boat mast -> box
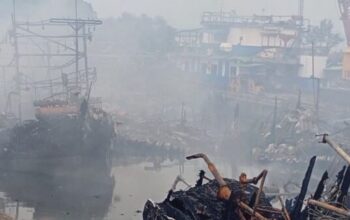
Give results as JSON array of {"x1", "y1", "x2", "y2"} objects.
[
  {"x1": 74, "y1": 0, "x2": 79, "y2": 90},
  {"x1": 12, "y1": 0, "x2": 22, "y2": 122}
]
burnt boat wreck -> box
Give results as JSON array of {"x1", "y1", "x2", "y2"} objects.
[
  {"x1": 0, "y1": 99, "x2": 115, "y2": 174},
  {"x1": 143, "y1": 136, "x2": 350, "y2": 220},
  {"x1": 0, "y1": 7, "x2": 117, "y2": 176}
]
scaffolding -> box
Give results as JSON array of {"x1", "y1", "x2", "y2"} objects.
[{"x1": 7, "y1": 0, "x2": 102, "y2": 120}]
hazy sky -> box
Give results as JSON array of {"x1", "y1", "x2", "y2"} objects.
[{"x1": 85, "y1": 0, "x2": 341, "y2": 29}]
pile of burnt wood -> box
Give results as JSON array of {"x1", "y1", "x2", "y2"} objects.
[{"x1": 143, "y1": 139, "x2": 350, "y2": 220}]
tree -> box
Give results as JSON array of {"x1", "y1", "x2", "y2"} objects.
[{"x1": 303, "y1": 19, "x2": 343, "y2": 53}]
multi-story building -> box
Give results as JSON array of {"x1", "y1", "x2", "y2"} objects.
[{"x1": 174, "y1": 11, "x2": 330, "y2": 93}]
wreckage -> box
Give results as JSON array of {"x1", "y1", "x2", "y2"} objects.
[
  {"x1": 143, "y1": 136, "x2": 350, "y2": 220},
  {"x1": 0, "y1": 9, "x2": 116, "y2": 175},
  {"x1": 143, "y1": 153, "x2": 286, "y2": 220},
  {"x1": 252, "y1": 95, "x2": 319, "y2": 165},
  {"x1": 0, "y1": 97, "x2": 115, "y2": 175}
]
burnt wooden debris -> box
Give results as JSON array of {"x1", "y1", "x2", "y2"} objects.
[{"x1": 143, "y1": 140, "x2": 350, "y2": 220}]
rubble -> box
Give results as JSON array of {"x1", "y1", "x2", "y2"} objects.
[
  {"x1": 143, "y1": 142, "x2": 350, "y2": 220},
  {"x1": 252, "y1": 97, "x2": 319, "y2": 165},
  {"x1": 143, "y1": 154, "x2": 285, "y2": 220},
  {"x1": 143, "y1": 178, "x2": 273, "y2": 220}
]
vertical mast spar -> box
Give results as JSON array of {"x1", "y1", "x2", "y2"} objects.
[
  {"x1": 83, "y1": 24, "x2": 89, "y2": 92},
  {"x1": 312, "y1": 41, "x2": 320, "y2": 129},
  {"x1": 75, "y1": 0, "x2": 79, "y2": 91},
  {"x1": 12, "y1": 0, "x2": 21, "y2": 122},
  {"x1": 9, "y1": 1, "x2": 101, "y2": 105},
  {"x1": 47, "y1": 42, "x2": 53, "y2": 97}
]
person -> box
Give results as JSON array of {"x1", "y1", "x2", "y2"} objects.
[
  {"x1": 80, "y1": 99, "x2": 88, "y2": 119},
  {"x1": 238, "y1": 170, "x2": 267, "y2": 218},
  {"x1": 196, "y1": 170, "x2": 206, "y2": 187},
  {"x1": 239, "y1": 172, "x2": 257, "y2": 204}
]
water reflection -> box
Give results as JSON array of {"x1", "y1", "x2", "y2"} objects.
[
  {"x1": 0, "y1": 160, "x2": 114, "y2": 220},
  {"x1": 0, "y1": 137, "x2": 324, "y2": 220},
  {"x1": 0, "y1": 138, "x2": 186, "y2": 220}
]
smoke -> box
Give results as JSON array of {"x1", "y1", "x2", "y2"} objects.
[{"x1": 86, "y1": 0, "x2": 341, "y2": 29}]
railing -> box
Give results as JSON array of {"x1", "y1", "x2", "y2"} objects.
[{"x1": 201, "y1": 11, "x2": 305, "y2": 29}]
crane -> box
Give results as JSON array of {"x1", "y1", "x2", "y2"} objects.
[
  {"x1": 338, "y1": 0, "x2": 350, "y2": 46},
  {"x1": 338, "y1": 0, "x2": 350, "y2": 79}
]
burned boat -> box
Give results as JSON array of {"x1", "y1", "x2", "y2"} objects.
[
  {"x1": 0, "y1": 97, "x2": 115, "y2": 175},
  {"x1": 0, "y1": 9, "x2": 116, "y2": 175}
]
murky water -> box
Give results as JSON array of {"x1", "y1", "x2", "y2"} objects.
[
  {"x1": 0, "y1": 153, "x2": 332, "y2": 220},
  {"x1": 0, "y1": 156, "x2": 245, "y2": 220}
]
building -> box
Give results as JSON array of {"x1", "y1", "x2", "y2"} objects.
[{"x1": 174, "y1": 11, "x2": 331, "y2": 93}]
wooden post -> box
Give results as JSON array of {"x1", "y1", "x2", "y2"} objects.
[
  {"x1": 239, "y1": 202, "x2": 268, "y2": 220},
  {"x1": 323, "y1": 135, "x2": 350, "y2": 165},
  {"x1": 278, "y1": 196, "x2": 291, "y2": 220},
  {"x1": 308, "y1": 199, "x2": 350, "y2": 217},
  {"x1": 253, "y1": 170, "x2": 268, "y2": 213}
]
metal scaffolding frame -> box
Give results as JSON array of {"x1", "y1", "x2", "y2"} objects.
[{"x1": 8, "y1": 0, "x2": 102, "y2": 121}]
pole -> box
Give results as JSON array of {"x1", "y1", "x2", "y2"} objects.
[
  {"x1": 311, "y1": 42, "x2": 314, "y2": 69},
  {"x1": 296, "y1": 89, "x2": 301, "y2": 109},
  {"x1": 12, "y1": 0, "x2": 21, "y2": 122},
  {"x1": 239, "y1": 202, "x2": 268, "y2": 220},
  {"x1": 322, "y1": 134, "x2": 350, "y2": 165},
  {"x1": 253, "y1": 170, "x2": 268, "y2": 213},
  {"x1": 316, "y1": 77, "x2": 320, "y2": 123},
  {"x1": 47, "y1": 42, "x2": 53, "y2": 96},
  {"x1": 312, "y1": 41, "x2": 315, "y2": 104},
  {"x1": 83, "y1": 24, "x2": 89, "y2": 92},
  {"x1": 299, "y1": 0, "x2": 304, "y2": 19},
  {"x1": 308, "y1": 199, "x2": 350, "y2": 217},
  {"x1": 15, "y1": 200, "x2": 19, "y2": 220},
  {"x1": 278, "y1": 196, "x2": 291, "y2": 220},
  {"x1": 271, "y1": 96, "x2": 277, "y2": 144},
  {"x1": 220, "y1": 0, "x2": 224, "y2": 19},
  {"x1": 74, "y1": 0, "x2": 79, "y2": 90},
  {"x1": 2, "y1": 67, "x2": 7, "y2": 112}
]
